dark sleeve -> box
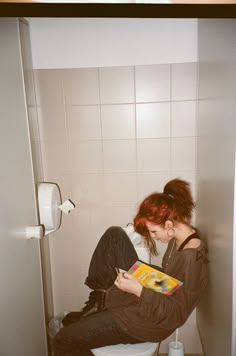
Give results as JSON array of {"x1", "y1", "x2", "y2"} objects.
[
  {"x1": 139, "y1": 286, "x2": 185, "y2": 330},
  {"x1": 138, "y1": 249, "x2": 208, "y2": 330}
]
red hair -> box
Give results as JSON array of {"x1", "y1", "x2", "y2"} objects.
[{"x1": 133, "y1": 178, "x2": 195, "y2": 255}]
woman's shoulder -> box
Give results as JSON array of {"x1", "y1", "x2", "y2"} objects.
[
  {"x1": 183, "y1": 237, "x2": 201, "y2": 249},
  {"x1": 177, "y1": 230, "x2": 201, "y2": 250},
  {"x1": 181, "y1": 237, "x2": 208, "y2": 265}
]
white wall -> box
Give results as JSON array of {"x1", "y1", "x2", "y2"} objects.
[{"x1": 28, "y1": 18, "x2": 197, "y2": 69}]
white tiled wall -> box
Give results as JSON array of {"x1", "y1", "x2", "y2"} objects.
[
  {"x1": 136, "y1": 102, "x2": 170, "y2": 138},
  {"x1": 135, "y1": 64, "x2": 171, "y2": 102},
  {"x1": 33, "y1": 62, "x2": 197, "y2": 317},
  {"x1": 33, "y1": 61, "x2": 202, "y2": 353},
  {"x1": 100, "y1": 66, "x2": 135, "y2": 104},
  {"x1": 101, "y1": 104, "x2": 135, "y2": 139}
]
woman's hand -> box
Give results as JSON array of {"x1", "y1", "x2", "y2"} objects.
[{"x1": 114, "y1": 272, "x2": 143, "y2": 297}]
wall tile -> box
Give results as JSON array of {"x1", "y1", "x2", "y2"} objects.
[
  {"x1": 104, "y1": 173, "x2": 137, "y2": 205},
  {"x1": 69, "y1": 141, "x2": 103, "y2": 174},
  {"x1": 53, "y1": 278, "x2": 90, "y2": 314},
  {"x1": 137, "y1": 138, "x2": 170, "y2": 172},
  {"x1": 63, "y1": 68, "x2": 100, "y2": 105},
  {"x1": 171, "y1": 101, "x2": 196, "y2": 137},
  {"x1": 57, "y1": 213, "x2": 75, "y2": 244},
  {"x1": 171, "y1": 137, "x2": 196, "y2": 171},
  {"x1": 171, "y1": 62, "x2": 197, "y2": 101},
  {"x1": 90, "y1": 206, "x2": 108, "y2": 237},
  {"x1": 40, "y1": 141, "x2": 71, "y2": 177},
  {"x1": 33, "y1": 69, "x2": 63, "y2": 107},
  {"x1": 53, "y1": 211, "x2": 92, "y2": 272},
  {"x1": 135, "y1": 64, "x2": 170, "y2": 102},
  {"x1": 60, "y1": 294, "x2": 81, "y2": 312},
  {"x1": 37, "y1": 106, "x2": 67, "y2": 144},
  {"x1": 71, "y1": 207, "x2": 106, "y2": 248},
  {"x1": 101, "y1": 104, "x2": 135, "y2": 139},
  {"x1": 53, "y1": 261, "x2": 77, "y2": 296},
  {"x1": 136, "y1": 102, "x2": 170, "y2": 138},
  {"x1": 99, "y1": 66, "x2": 135, "y2": 104},
  {"x1": 67, "y1": 105, "x2": 101, "y2": 141},
  {"x1": 137, "y1": 172, "x2": 171, "y2": 203},
  {"x1": 103, "y1": 206, "x2": 136, "y2": 228},
  {"x1": 71, "y1": 173, "x2": 105, "y2": 206},
  {"x1": 71, "y1": 208, "x2": 91, "y2": 242},
  {"x1": 72, "y1": 208, "x2": 108, "y2": 257},
  {"x1": 103, "y1": 140, "x2": 136, "y2": 173}
]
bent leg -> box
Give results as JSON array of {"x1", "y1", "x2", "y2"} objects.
[
  {"x1": 62, "y1": 227, "x2": 139, "y2": 327},
  {"x1": 85, "y1": 226, "x2": 139, "y2": 290},
  {"x1": 53, "y1": 310, "x2": 142, "y2": 356}
]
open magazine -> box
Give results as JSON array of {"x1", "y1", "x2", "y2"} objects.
[{"x1": 122, "y1": 261, "x2": 183, "y2": 296}]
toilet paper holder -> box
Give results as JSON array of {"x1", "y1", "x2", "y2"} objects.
[{"x1": 38, "y1": 182, "x2": 75, "y2": 236}]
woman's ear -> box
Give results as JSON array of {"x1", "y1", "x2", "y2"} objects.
[{"x1": 164, "y1": 220, "x2": 174, "y2": 230}]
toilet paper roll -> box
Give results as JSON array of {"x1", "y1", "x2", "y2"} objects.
[{"x1": 59, "y1": 199, "x2": 75, "y2": 215}]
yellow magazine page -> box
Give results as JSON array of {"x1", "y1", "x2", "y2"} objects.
[{"x1": 128, "y1": 261, "x2": 183, "y2": 295}]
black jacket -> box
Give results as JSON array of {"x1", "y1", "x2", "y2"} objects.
[{"x1": 106, "y1": 233, "x2": 208, "y2": 342}]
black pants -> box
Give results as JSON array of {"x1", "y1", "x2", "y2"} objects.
[{"x1": 53, "y1": 226, "x2": 143, "y2": 356}]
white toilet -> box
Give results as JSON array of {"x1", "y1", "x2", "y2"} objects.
[
  {"x1": 91, "y1": 342, "x2": 159, "y2": 356},
  {"x1": 91, "y1": 225, "x2": 158, "y2": 356}
]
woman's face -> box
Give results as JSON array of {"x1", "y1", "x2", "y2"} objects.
[{"x1": 146, "y1": 221, "x2": 172, "y2": 243}]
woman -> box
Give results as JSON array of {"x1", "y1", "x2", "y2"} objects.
[{"x1": 53, "y1": 178, "x2": 208, "y2": 356}]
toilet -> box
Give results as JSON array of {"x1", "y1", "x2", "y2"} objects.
[
  {"x1": 91, "y1": 225, "x2": 158, "y2": 356},
  {"x1": 122, "y1": 223, "x2": 151, "y2": 263},
  {"x1": 91, "y1": 342, "x2": 159, "y2": 356}
]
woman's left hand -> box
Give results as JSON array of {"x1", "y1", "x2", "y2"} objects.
[{"x1": 114, "y1": 272, "x2": 143, "y2": 297}]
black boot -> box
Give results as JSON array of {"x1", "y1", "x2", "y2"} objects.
[{"x1": 62, "y1": 289, "x2": 106, "y2": 326}]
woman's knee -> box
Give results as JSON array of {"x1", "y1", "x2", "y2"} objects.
[
  {"x1": 105, "y1": 226, "x2": 123, "y2": 234},
  {"x1": 103, "y1": 226, "x2": 129, "y2": 242}
]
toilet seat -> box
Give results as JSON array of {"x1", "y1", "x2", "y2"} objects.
[{"x1": 91, "y1": 341, "x2": 159, "y2": 356}]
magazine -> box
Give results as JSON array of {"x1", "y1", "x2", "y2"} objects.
[{"x1": 125, "y1": 261, "x2": 183, "y2": 296}]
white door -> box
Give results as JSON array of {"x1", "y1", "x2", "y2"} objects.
[{"x1": 0, "y1": 18, "x2": 48, "y2": 356}]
